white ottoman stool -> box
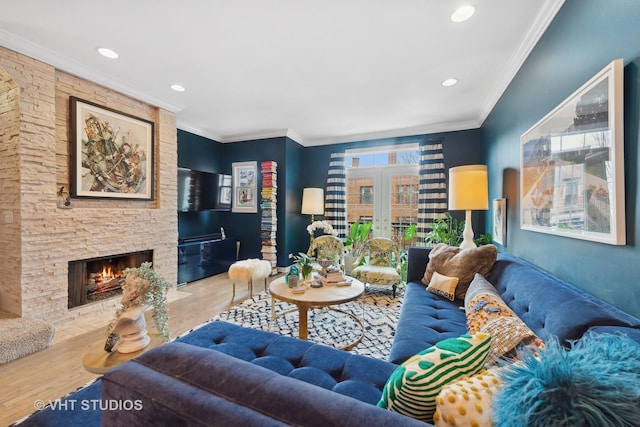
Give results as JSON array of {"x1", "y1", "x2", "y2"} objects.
[{"x1": 228, "y1": 259, "x2": 272, "y2": 304}]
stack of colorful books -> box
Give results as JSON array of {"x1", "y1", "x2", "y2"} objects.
[{"x1": 260, "y1": 161, "x2": 278, "y2": 275}]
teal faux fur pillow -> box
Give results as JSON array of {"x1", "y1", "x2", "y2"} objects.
[{"x1": 493, "y1": 332, "x2": 640, "y2": 427}]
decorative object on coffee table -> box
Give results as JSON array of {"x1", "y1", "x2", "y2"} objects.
[
  {"x1": 292, "y1": 252, "x2": 315, "y2": 283},
  {"x1": 285, "y1": 265, "x2": 299, "y2": 288},
  {"x1": 308, "y1": 235, "x2": 343, "y2": 272}
]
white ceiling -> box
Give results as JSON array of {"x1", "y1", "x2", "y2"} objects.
[{"x1": 0, "y1": 0, "x2": 564, "y2": 146}]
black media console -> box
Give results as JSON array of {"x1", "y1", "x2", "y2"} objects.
[{"x1": 177, "y1": 234, "x2": 239, "y2": 285}]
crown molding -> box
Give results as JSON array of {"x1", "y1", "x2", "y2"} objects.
[
  {"x1": 176, "y1": 119, "x2": 481, "y2": 147},
  {"x1": 301, "y1": 119, "x2": 482, "y2": 147},
  {"x1": 478, "y1": 0, "x2": 566, "y2": 125},
  {"x1": 0, "y1": 28, "x2": 183, "y2": 113}
]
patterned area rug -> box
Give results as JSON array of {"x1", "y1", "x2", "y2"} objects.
[{"x1": 213, "y1": 287, "x2": 403, "y2": 360}]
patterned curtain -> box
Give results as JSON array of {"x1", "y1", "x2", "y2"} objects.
[
  {"x1": 324, "y1": 151, "x2": 347, "y2": 239},
  {"x1": 416, "y1": 137, "x2": 447, "y2": 242}
]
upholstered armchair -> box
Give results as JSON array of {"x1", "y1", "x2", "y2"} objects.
[
  {"x1": 351, "y1": 237, "x2": 401, "y2": 297},
  {"x1": 307, "y1": 235, "x2": 345, "y2": 271}
]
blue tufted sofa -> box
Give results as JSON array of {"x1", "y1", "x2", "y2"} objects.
[
  {"x1": 102, "y1": 247, "x2": 640, "y2": 425},
  {"x1": 391, "y1": 247, "x2": 640, "y2": 365}
]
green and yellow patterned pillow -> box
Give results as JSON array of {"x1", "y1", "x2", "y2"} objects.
[{"x1": 377, "y1": 333, "x2": 491, "y2": 423}]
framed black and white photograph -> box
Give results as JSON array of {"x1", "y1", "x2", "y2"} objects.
[
  {"x1": 493, "y1": 198, "x2": 506, "y2": 246},
  {"x1": 520, "y1": 59, "x2": 625, "y2": 245},
  {"x1": 232, "y1": 161, "x2": 258, "y2": 213},
  {"x1": 70, "y1": 97, "x2": 154, "y2": 200}
]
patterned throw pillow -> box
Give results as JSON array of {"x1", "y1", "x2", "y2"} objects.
[
  {"x1": 377, "y1": 333, "x2": 491, "y2": 423},
  {"x1": 427, "y1": 271, "x2": 459, "y2": 301},
  {"x1": 434, "y1": 367, "x2": 503, "y2": 427},
  {"x1": 465, "y1": 274, "x2": 542, "y2": 364}
]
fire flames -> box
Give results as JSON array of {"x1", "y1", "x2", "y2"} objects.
[
  {"x1": 88, "y1": 264, "x2": 124, "y2": 297},
  {"x1": 98, "y1": 266, "x2": 116, "y2": 283}
]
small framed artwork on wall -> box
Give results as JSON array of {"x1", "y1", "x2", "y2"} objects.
[
  {"x1": 493, "y1": 198, "x2": 506, "y2": 246},
  {"x1": 232, "y1": 161, "x2": 258, "y2": 213},
  {"x1": 70, "y1": 97, "x2": 155, "y2": 200}
]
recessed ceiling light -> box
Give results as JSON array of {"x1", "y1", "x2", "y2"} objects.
[
  {"x1": 442, "y1": 78, "x2": 458, "y2": 87},
  {"x1": 171, "y1": 84, "x2": 186, "y2": 92},
  {"x1": 97, "y1": 47, "x2": 119, "y2": 59},
  {"x1": 451, "y1": 5, "x2": 475, "y2": 23}
]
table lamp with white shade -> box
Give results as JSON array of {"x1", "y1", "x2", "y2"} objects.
[
  {"x1": 301, "y1": 188, "x2": 324, "y2": 223},
  {"x1": 448, "y1": 165, "x2": 488, "y2": 249}
]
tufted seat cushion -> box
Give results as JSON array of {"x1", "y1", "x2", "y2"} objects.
[
  {"x1": 103, "y1": 342, "x2": 426, "y2": 427},
  {"x1": 176, "y1": 320, "x2": 397, "y2": 404},
  {"x1": 389, "y1": 282, "x2": 468, "y2": 365},
  {"x1": 352, "y1": 265, "x2": 400, "y2": 285}
]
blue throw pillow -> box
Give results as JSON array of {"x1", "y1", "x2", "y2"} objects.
[{"x1": 493, "y1": 332, "x2": 640, "y2": 427}]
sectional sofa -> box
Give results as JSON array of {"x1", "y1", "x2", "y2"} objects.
[{"x1": 101, "y1": 246, "x2": 640, "y2": 426}]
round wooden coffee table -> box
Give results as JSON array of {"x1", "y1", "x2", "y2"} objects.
[{"x1": 269, "y1": 276, "x2": 365, "y2": 350}]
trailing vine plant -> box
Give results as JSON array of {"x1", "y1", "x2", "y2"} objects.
[{"x1": 106, "y1": 262, "x2": 172, "y2": 342}]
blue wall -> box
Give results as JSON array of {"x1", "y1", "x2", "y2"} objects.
[
  {"x1": 178, "y1": 129, "x2": 483, "y2": 269},
  {"x1": 177, "y1": 130, "x2": 226, "y2": 238},
  {"x1": 482, "y1": 0, "x2": 640, "y2": 317},
  {"x1": 288, "y1": 129, "x2": 484, "y2": 257}
]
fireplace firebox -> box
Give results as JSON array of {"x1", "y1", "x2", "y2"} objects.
[{"x1": 68, "y1": 250, "x2": 153, "y2": 309}]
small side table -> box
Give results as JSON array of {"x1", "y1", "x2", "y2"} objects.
[{"x1": 82, "y1": 333, "x2": 163, "y2": 374}]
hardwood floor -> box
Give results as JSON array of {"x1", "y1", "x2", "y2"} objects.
[{"x1": 0, "y1": 272, "x2": 274, "y2": 426}]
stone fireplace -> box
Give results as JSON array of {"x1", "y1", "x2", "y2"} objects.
[
  {"x1": 68, "y1": 250, "x2": 153, "y2": 309},
  {"x1": 0, "y1": 47, "x2": 178, "y2": 328}
]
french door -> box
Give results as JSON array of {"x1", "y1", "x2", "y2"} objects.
[{"x1": 346, "y1": 164, "x2": 419, "y2": 249}]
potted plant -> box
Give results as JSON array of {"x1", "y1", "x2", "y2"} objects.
[
  {"x1": 399, "y1": 223, "x2": 417, "y2": 284},
  {"x1": 292, "y1": 252, "x2": 315, "y2": 283},
  {"x1": 344, "y1": 220, "x2": 372, "y2": 274},
  {"x1": 425, "y1": 212, "x2": 492, "y2": 247}
]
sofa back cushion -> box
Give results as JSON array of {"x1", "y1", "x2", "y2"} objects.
[
  {"x1": 103, "y1": 342, "x2": 428, "y2": 427},
  {"x1": 488, "y1": 252, "x2": 640, "y2": 344}
]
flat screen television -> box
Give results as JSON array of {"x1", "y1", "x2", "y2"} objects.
[{"x1": 178, "y1": 167, "x2": 232, "y2": 212}]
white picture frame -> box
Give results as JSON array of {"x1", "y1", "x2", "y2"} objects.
[
  {"x1": 493, "y1": 198, "x2": 506, "y2": 246},
  {"x1": 232, "y1": 161, "x2": 258, "y2": 213},
  {"x1": 520, "y1": 59, "x2": 625, "y2": 245}
]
